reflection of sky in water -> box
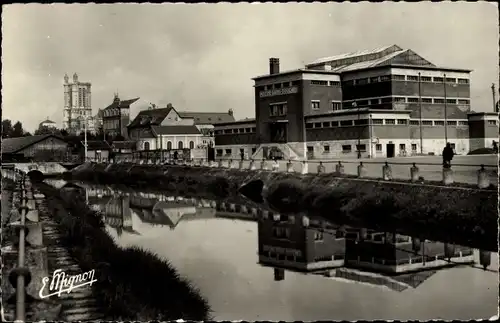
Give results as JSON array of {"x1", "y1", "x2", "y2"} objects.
[{"x1": 106, "y1": 213, "x2": 498, "y2": 321}]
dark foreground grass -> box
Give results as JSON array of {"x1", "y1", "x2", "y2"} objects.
[
  {"x1": 36, "y1": 182, "x2": 211, "y2": 321},
  {"x1": 68, "y1": 162, "x2": 498, "y2": 251}
]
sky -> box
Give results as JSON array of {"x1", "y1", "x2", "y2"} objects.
[{"x1": 2, "y1": 2, "x2": 499, "y2": 132}]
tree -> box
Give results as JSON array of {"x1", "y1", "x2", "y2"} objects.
[
  {"x1": 12, "y1": 121, "x2": 25, "y2": 137},
  {"x1": 2, "y1": 119, "x2": 13, "y2": 138}
]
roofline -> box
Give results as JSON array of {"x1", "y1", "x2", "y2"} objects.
[
  {"x1": 340, "y1": 64, "x2": 472, "y2": 74},
  {"x1": 214, "y1": 119, "x2": 256, "y2": 126},
  {"x1": 8, "y1": 134, "x2": 65, "y2": 154},
  {"x1": 252, "y1": 69, "x2": 339, "y2": 81},
  {"x1": 252, "y1": 64, "x2": 472, "y2": 81},
  {"x1": 151, "y1": 125, "x2": 201, "y2": 136},
  {"x1": 305, "y1": 109, "x2": 412, "y2": 119}
]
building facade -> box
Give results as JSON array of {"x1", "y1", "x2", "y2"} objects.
[
  {"x1": 128, "y1": 104, "x2": 235, "y2": 159},
  {"x1": 102, "y1": 94, "x2": 139, "y2": 139},
  {"x1": 215, "y1": 45, "x2": 498, "y2": 159},
  {"x1": 2, "y1": 134, "x2": 69, "y2": 161},
  {"x1": 62, "y1": 73, "x2": 93, "y2": 134}
]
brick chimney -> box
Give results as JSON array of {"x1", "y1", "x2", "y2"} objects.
[{"x1": 269, "y1": 58, "x2": 280, "y2": 75}]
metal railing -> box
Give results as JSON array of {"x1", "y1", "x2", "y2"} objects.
[
  {"x1": 1, "y1": 169, "x2": 61, "y2": 322},
  {"x1": 106, "y1": 156, "x2": 496, "y2": 188},
  {"x1": 2, "y1": 170, "x2": 29, "y2": 322}
]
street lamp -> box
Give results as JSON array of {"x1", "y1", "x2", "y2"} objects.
[
  {"x1": 443, "y1": 74, "x2": 449, "y2": 144},
  {"x1": 353, "y1": 101, "x2": 361, "y2": 158}
]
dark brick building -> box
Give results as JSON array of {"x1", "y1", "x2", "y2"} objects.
[
  {"x1": 215, "y1": 45, "x2": 498, "y2": 159},
  {"x1": 102, "y1": 94, "x2": 139, "y2": 139}
]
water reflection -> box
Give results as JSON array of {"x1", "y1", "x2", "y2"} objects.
[{"x1": 46, "y1": 180, "x2": 498, "y2": 321}]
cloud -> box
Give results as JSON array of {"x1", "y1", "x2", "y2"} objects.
[{"x1": 2, "y1": 2, "x2": 498, "y2": 131}]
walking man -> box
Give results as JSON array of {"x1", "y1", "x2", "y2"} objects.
[{"x1": 442, "y1": 143, "x2": 454, "y2": 169}]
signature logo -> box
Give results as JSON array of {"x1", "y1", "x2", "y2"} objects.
[{"x1": 39, "y1": 269, "x2": 97, "y2": 299}]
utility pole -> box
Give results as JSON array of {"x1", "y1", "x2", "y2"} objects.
[
  {"x1": 418, "y1": 72, "x2": 423, "y2": 154},
  {"x1": 353, "y1": 101, "x2": 361, "y2": 158},
  {"x1": 443, "y1": 74, "x2": 448, "y2": 144},
  {"x1": 84, "y1": 115, "x2": 88, "y2": 161},
  {"x1": 492, "y1": 83, "x2": 497, "y2": 113}
]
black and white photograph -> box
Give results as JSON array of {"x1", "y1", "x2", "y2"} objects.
[{"x1": 1, "y1": 2, "x2": 499, "y2": 322}]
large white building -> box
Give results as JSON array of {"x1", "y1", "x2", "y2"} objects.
[{"x1": 62, "y1": 73, "x2": 94, "y2": 134}]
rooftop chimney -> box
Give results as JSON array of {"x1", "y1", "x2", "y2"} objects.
[
  {"x1": 269, "y1": 58, "x2": 280, "y2": 75},
  {"x1": 228, "y1": 108, "x2": 234, "y2": 116}
]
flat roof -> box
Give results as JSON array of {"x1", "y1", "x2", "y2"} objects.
[
  {"x1": 252, "y1": 68, "x2": 339, "y2": 81},
  {"x1": 252, "y1": 64, "x2": 471, "y2": 82},
  {"x1": 214, "y1": 118, "x2": 256, "y2": 127}
]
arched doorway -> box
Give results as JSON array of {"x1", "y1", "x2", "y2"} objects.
[
  {"x1": 167, "y1": 141, "x2": 172, "y2": 150},
  {"x1": 178, "y1": 141, "x2": 183, "y2": 149},
  {"x1": 189, "y1": 141, "x2": 195, "y2": 149}
]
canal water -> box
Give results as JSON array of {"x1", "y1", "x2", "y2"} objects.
[{"x1": 51, "y1": 180, "x2": 498, "y2": 321}]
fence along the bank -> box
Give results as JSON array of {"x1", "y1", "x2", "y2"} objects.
[
  {"x1": 1, "y1": 169, "x2": 61, "y2": 321},
  {"x1": 108, "y1": 157, "x2": 497, "y2": 189}
]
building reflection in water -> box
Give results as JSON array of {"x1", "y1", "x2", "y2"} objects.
[
  {"x1": 76, "y1": 182, "x2": 492, "y2": 292},
  {"x1": 257, "y1": 213, "x2": 477, "y2": 292}
]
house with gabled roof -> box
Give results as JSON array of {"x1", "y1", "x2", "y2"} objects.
[
  {"x1": 127, "y1": 103, "x2": 235, "y2": 154},
  {"x1": 2, "y1": 134, "x2": 69, "y2": 162},
  {"x1": 102, "y1": 93, "x2": 140, "y2": 139}
]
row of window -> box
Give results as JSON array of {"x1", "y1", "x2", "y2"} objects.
[
  {"x1": 260, "y1": 74, "x2": 470, "y2": 92},
  {"x1": 215, "y1": 127, "x2": 257, "y2": 135},
  {"x1": 344, "y1": 74, "x2": 470, "y2": 86},
  {"x1": 143, "y1": 140, "x2": 196, "y2": 150},
  {"x1": 316, "y1": 143, "x2": 419, "y2": 154},
  {"x1": 316, "y1": 143, "x2": 458, "y2": 154},
  {"x1": 311, "y1": 97, "x2": 470, "y2": 111},
  {"x1": 346, "y1": 97, "x2": 470, "y2": 106},
  {"x1": 216, "y1": 147, "x2": 258, "y2": 156},
  {"x1": 261, "y1": 80, "x2": 341, "y2": 91},
  {"x1": 306, "y1": 119, "x2": 471, "y2": 129}
]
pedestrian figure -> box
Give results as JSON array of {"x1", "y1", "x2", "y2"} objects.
[
  {"x1": 173, "y1": 151, "x2": 179, "y2": 162},
  {"x1": 240, "y1": 150, "x2": 245, "y2": 161},
  {"x1": 442, "y1": 143, "x2": 454, "y2": 169},
  {"x1": 492, "y1": 141, "x2": 498, "y2": 154}
]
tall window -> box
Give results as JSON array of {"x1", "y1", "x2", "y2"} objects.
[
  {"x1": 189, "y1": 141, "x2": 195, "y2": 149},
  {"x1": 331, "y1": 101, "x2": 342, "y2": 111},
  {"x1": 144, "y1": 142, "x2": 150, "y2": 151},
  {"x1": 270, "y1": 103, "x2": 287, "y2": 116},
  {"x1": 178, "y1": 141, "x2": 184, "y2": 149},
  {"x1": 167, "y1": 141, "x2": 172, "y2": 150},
  {"x1": 311, "y1": 101, "x2": 320, "y2": 110}
]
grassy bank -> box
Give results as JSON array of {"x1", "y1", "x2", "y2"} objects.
[{"x1": 36, "y1": 182, "x2": 211, "y2": 321}]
